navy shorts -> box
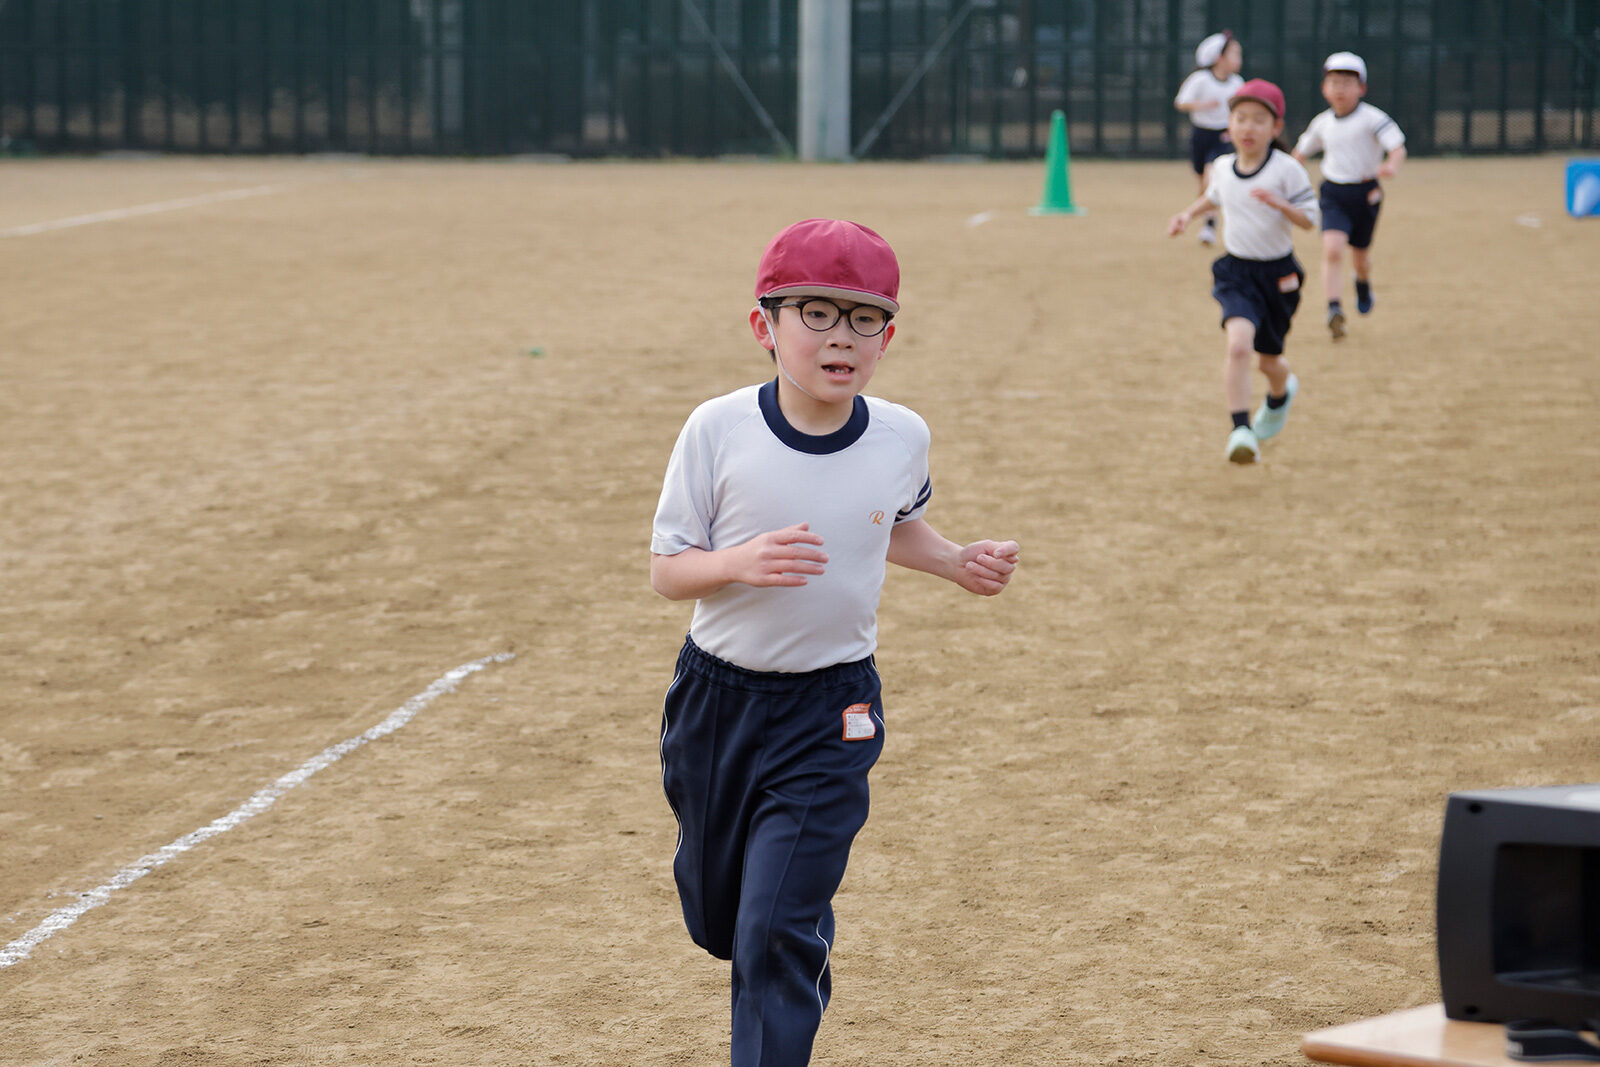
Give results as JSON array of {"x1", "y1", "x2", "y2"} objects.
[
  {"x1": 1320, "y1": 179, "x2": 1383, "y2": 248},
  {"x1": 1211, "y1": 252, "x2": 1305, "y2": 356},
  {"x1": 660, "y1": 637, "x2": 885, "y2": 1067},
  {"x1": 1189, "y1": 126, "x2": 1233, "y2": 174}
]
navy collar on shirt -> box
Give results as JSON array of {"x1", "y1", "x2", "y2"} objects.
[
  {"x1": 1233, "y1": 144, "x2": 1277, "y2": 179},
  {"x1": 758, "y1": 378, "x2": 870, "y2": 455}
]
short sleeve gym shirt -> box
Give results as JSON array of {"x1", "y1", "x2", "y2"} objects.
[
  {"x1": 652, "y1": 380, "x2": 932, "y2": 673},
  {"x1": 1295, "y1": 102, "x2": 1406, "y2": 184},
  {"x1": 1206, "y1": 148, "x2": 1321, "y2": 260}
]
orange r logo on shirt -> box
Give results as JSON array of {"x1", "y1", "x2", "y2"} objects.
[{"x1": 869, "y1": 511, "x2": 885, "y2": 525}]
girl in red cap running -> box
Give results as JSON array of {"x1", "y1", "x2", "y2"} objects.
[{"x1": 1167, "y1": 81, "x2": 1321, "y2": 464}]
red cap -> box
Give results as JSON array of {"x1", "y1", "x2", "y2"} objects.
[
  {"x1": 1231, "y1": 78, "x2": 1286, "y2": 119},
  {"x1": 755, "y1": 218, "x2": 900, "y2": 314}
]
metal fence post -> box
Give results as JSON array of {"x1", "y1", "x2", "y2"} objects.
[
  {"x1": 1426, "y1": 0, "x2": 1439, "y2": 153},
  {"x1": 87, "y1": 0, "x2": 100, "y2": 150},
  {"x1": 1497, "y1": 0, "x2": 1508, "y2": 151},
  {"x1": 123, "y1": 0, "x2": 141, "y2": 147},
  {"x1": 1130, "y1": 0, "x2": 1142, "y2": 155},
  {"x1": 196, "y1": 0, "x2": 208, "y2": 150},
  {"x1": 1165, "y1": 0, "x2": 1178, "y2": 158},
  {"x1": 1535, "y1": 19, "x2": 1546, "y2": 152},
  {"x1": 260, "y1": 0, "x2": 272, "y2": 151},
  {"x1": 799, "y1": 0, "x2": 849, "y2": 159},
  {"x1": 1025, "y1": 0, "x2": 1038, "y2": 156},
  {"x1": 54, "y1": 0, "x2": 67, "y2": 143},
  {"x1": 1092, "y1": 0, "x2": 1104, "y2": 153},
  {"x1": 229, "y1": 0, "x2": 241, "y2": 149}
]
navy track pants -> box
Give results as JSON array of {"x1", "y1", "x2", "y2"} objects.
[{"x1": 660, "y1": 637, "x2": 884, "y2": 1067}]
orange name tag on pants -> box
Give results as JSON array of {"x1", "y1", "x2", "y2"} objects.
[{"x1": 842, "y1": 703, "x2": 876, "y2": 740}]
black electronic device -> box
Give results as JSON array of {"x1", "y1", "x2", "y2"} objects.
[{"x1": 1437, "y1": 784, "x2": 1600, "y2": 1026}]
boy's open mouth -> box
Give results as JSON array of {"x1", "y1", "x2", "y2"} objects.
[{"x1": 822, "y1": 362, "x2": 855, "y2": 376}]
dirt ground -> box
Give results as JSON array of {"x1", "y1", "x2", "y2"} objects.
[{"x1": 1, "y1": 153, "x2": 1596, "y2": 1066}]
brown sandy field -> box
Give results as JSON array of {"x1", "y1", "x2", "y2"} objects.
[{"x1": 1, "y1": 154, "x2": 1597, "y2": 1065}]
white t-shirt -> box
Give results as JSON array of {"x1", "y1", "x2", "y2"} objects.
[
  {"x1": 1175, "y1": 70, "x2": 1245, "y2": 130},
  {"x1": 1205, "y1": 148, "x2": 1321, "y2": 260},
  {"x1": 652, "y1": 380, "x2": 932, "y2": 673},
  {"x1": 1294, "y1": 102, "x2": 1406, "y2": 184}
]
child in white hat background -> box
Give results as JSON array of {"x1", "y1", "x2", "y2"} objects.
[
  {"x1": 1173, "y1": 31, "x2": 1245, "y2": 246},
  {"x1": 1292, "y1": 51, "x2": 1408, "y2": 340}
]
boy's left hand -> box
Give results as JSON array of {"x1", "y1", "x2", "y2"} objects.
[{"x1": 957, "y1": 540, "x2": 1020, "y2": 596}]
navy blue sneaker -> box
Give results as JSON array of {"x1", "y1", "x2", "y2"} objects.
[{"x1": 1356, "y1": 282, "x2": 1374, "y2": 315}]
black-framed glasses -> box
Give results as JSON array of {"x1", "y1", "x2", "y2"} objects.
[{"x1": 762, "y1": 296, "x2": 892, "y2": 337}]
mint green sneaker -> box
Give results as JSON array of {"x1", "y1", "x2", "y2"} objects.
[
  {"x1": 1252, "y1": 373, "x2": 1300, "y2": 441},
  {"x1": 1226, "y1": 425, "x2": 1260, "y2": 464}
]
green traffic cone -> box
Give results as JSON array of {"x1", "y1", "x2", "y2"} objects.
[{"x1": 1030, "y1": 110, "x2": 1085, "y2": 216}]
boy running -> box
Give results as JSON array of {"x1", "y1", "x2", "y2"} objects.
[{"x1": 1292, "y1": 52, "x2": 1407, "y2": 340}]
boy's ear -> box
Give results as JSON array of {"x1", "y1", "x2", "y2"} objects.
[{"x1": 749, "y1": 305, "x2": 776, "y2": 350}]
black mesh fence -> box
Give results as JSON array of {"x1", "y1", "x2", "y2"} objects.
[{"x1": 0, "y1": 0, "x2": 1594, "y2": 157}]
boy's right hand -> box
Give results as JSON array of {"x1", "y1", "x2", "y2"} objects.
[
  {"x1": 732, "y1": 523, "x2": 827, "y2": 587},
  {"x1": 1166, "y1": 212, "x2": 1189, "y2": 236}
]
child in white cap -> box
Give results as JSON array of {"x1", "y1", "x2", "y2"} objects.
[
  {"x1": 1292, "y1": 52, "x2": 1408, "y2": 340},
  {"x1": 1173, "y1": 31, "x2": 1245, "y2": 245},
  {"x1": 651, "y1": 218, "x2": 1020, "y2": 1066}
]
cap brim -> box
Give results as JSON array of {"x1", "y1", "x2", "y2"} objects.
[
  {"x1": 761, "y1": 284, "x2": 899, "y2": 314},
  {"x1": 1230, "y1": 94, "x2": 1280, "y2": 118}
]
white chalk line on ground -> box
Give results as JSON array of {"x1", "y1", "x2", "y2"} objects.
[
  {"x1": 0, "y1": 651, "x2": 514, "y2": 970},
  {"x1": 0, "y1": 183, "x2": 286, "y2": 238}
]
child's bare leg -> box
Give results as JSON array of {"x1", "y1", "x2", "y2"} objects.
[
  {"x1": 1224, "y1": 318, "x2": 1257, "y2": 413},
  {"x1": 1321, "y1": 230, "x2": 1349, "y2": 304},
  {"x1": 1322, "y1": 230, "x2": 1350, "y2": 338},
  {"x1": 1350, "y1": 245, "x2": 1372, "y2": 283},
  {"x1": 1258, "y1": 352, "x2": 1290, "y2": 395}
]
